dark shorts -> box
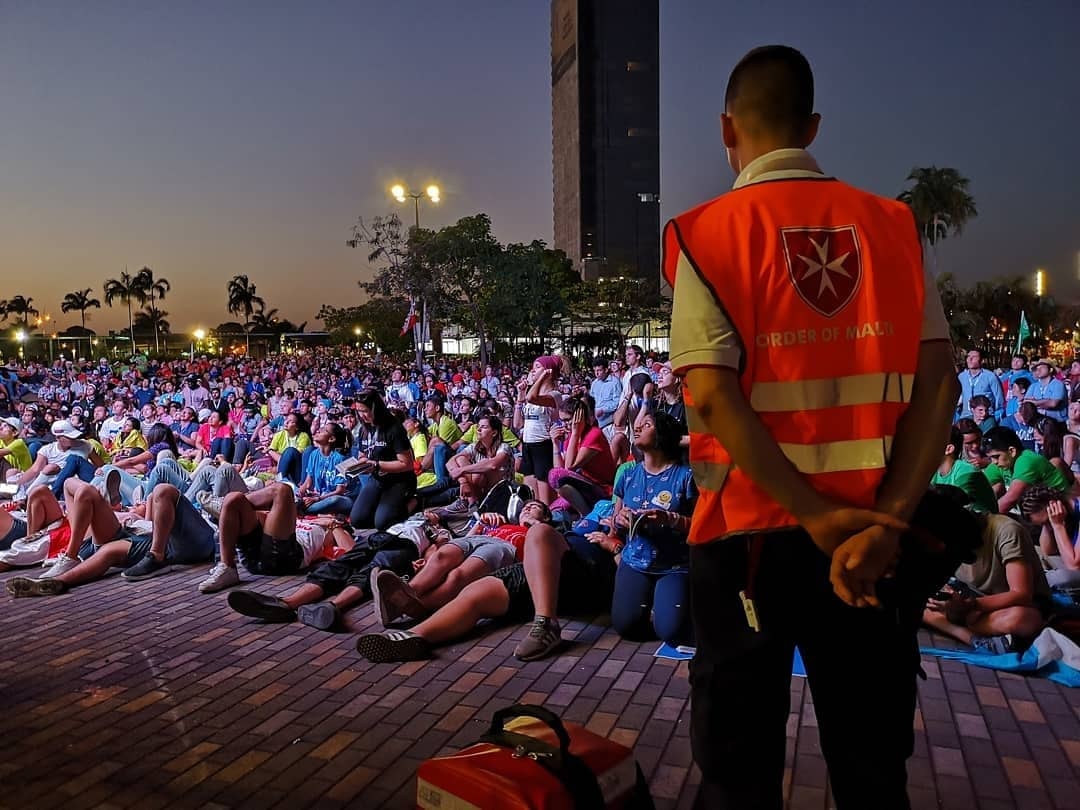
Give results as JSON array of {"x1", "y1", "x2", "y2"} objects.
[
  {"x1": 520, "y1": 440, "x2": 555, "y2": 481},
  {"x1": 236, "y1": 524, "x2": 304, "y2": 576},
  {"x1": 0, "y1": 517, "x2": 27, "y2": 551},
  {"x1": 491, "y1": 532, "x2": 615, "y2": 621},
  {"x1": 78, "y1": 527, "x2": 152, "y2": 568}
]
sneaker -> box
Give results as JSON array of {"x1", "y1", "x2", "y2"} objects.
[
  {"x1": 196, "y1": 491, "x2": 225, "y2": 522},
  {"x1": 356, "y1": 630, "x2": 431, "y2": 663},
  {"x1": 372, "y1": 569, "x2": 427, "y2": 626},
  {"x1": 971, "y1": 634, "x2": 1014, "y2": 655},
  {"x1": 227, "y1": 590, "x2": 297, "y2": 622},
  {"x1": 198, "y1": 562, "x2": 240, "y2": 594},
  {"x1": 514, "y1": 616, "x2": 563, "y2": 661},
  {"x1": 39, "y1": 553, "x2": 81, "y2": 580},
  {"x1": 6, "y1": 576, "x2": 68, "y2": 597},
  {"x1": 298, "y1": 602, "x2": 340, "y2": 631},
  {"x1": 122, "y1": 554, "x2": 173, "y2": 581}
]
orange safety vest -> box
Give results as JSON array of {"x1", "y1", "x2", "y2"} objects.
[{"x1": 664, "y1": 178, "x2": 924, "y2": 543}]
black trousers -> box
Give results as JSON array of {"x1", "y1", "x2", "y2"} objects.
[
  {"x1": 305, "y1": 532, "x2": 418, "y2": 597},
  {"x1": 690, "y1": 529, "x2": 919, "y2": 810}
]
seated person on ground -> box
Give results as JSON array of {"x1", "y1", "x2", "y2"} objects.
[
  {"x1": 1018, "y1": 485, "x2": 1080, "y2": 590},
  {"x1": 605, "y1": 411, "x2": 696, "y2": 646},
  {"x1": 548, "y1": 396, "x2": 615, "y2": 518},
  {"x1": 0, "y1": 485, "x2": 66, "y2": 570},
  {"x1": 0, "y1": 416, "x2": 33, "y2": 481},
  {"x1": 370, "y1": 500, "x2": 552, "y2": 626},
  {"x1": 931, "y1": 425, "x2": 998, "y2": 513},
  {"x1": 1000, "y1": 400, "x2": 1038, "y2": 452},
  {"x1": 355, "y1": 517, "x2": 618, "y2": 665},
  {"x1": 984, "y1": 426, "x2": 1070, "y2": 514},
  {"x1": 14, "y1": 420, "x2": 99, "y2": 499},
  {"x1": 445, "y1": 414, "x2": 515, "y2": 504},
  {"x1": 969, "y1": 395, "x2": 997, "y2": 435},
  {"x1": 296, "y1": 423, "x2": 354, "y2": 516},
  {"x1": 6, "y1": 478, "x2": 216, "y2": 596},
  {"x1": 922, "y1": 486, "x2": 1050, "y2": 653},
  {"x1": 198, "y1": 481, "x2": 352, "y2": 594}
]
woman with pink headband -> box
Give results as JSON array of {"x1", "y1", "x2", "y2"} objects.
[{"x1": 513, "y1": 355, "x2": 566, "y2": 504}]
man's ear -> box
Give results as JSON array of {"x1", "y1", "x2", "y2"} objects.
[{"x1": 720, "y1": 113, "x2": 737, "y2": 149}]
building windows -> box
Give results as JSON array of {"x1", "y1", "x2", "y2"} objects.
[
  {"x1": 638, "y1": 193, "x2": 659, "y2": 203},
  {"x1": 627, "y1": 127, "x2": 657, "y2": 137}
]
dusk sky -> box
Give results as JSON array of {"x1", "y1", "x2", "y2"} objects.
[{"x1": 2, "y1": 1, "x2": 1078, "y2": 336}]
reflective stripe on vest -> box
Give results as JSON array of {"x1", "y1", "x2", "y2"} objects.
[{"x1": 749, "y1": 372, "x2": 914, "y2": 412}]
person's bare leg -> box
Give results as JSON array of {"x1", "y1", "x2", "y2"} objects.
[
  {"x1": 408, "y1": 544, "x2": 467, "y2": 595},
  {"x1": 410, "y1": 577, "x2": 511, "y2": 644},
  {"x1": 328, "y1": 584, "x2": 367, "y2": 610},
  {"x1": 558, "y1": 483, "x2": 593, "y2": 517},
  {"x1": 521, "y1": 523, "x2": 568, "y2": 618},
  {"x1": 922, "y1": 609, "x2": 974, "y2": 645},
  {"x1": 26, "y1": 487, "x2": 64, "y2": 532},
  {"x1": 256, "y1": 483, "x2": 297, "y2": 540},
  {"x1": 144, "y1": 484, "x2": 182, "y2": 561},
  {"x1": 217, "y1": 491, "x2": 262, "y2": 568},
  {"x1": 280, "y1": 582, "x2": 327, "y2": 609},
  {"x1": 533, "y1": 478, "x2": 553, "y2": 505},
  {"x1": 63, "y1": 481, "x2": 123, "y2": 558},
  {"x1": 968, "y1": 606, "x2": 1045, "y2": 640},
  {"x1": 420, "y1": 557, "x2": 492, "y2": 610},
  {"x1": 55, "y1": 542, "x2": 133, "y2": 587}
]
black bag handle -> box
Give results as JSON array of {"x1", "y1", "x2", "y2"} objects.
[
  {"x1": 487, "y1": 704, "x2": 572, "y2": 755},
  {"x1": 480, "y1": 704, "x2": 606, "y2": 809}
]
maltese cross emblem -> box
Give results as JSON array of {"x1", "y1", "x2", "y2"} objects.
[{"x1": 780, "y1": 226, "x2": 863, "y2": 318}]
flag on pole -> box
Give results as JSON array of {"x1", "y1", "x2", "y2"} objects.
[
  {"x1": 1015, "y1": 310, "x2": 1030, "y2": 355},
  {"x1": 400, "y1": 298, "x2": 418, "y2": 336}
]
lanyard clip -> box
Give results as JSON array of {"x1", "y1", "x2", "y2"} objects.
[{"x1": 738, "y1": 589, "x2": 761, "y2": 633}]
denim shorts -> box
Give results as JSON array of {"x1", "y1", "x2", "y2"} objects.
[
  {"x1": 0, "y1": 517, "x2": 27, "y2": 551},
  {"x1": 79, "y1": 528, "x2": 152, "y2": 568}
]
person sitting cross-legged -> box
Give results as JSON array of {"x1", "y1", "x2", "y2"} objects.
[
  {"x1": 6, "y1": 479, "x2": 215, "y2": 596},
  {"x1": 922, "y1": 485, "x2": 1050, "y2": 653},
  {"x1": 371, "y1": 500, "x2": 552, "y2": 626},
  {"x1": 198, "y1": 481, "x2": 351, "y2": 593}
]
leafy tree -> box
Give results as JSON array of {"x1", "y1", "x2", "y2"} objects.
[
  {"x1": 133, "y1": 307, "x2": 171, "y2": 342},
  {"x1": 417, "y1": 214, "x2": 503, "y2": 366},
  {"x1": 488, "y1": 241, "x2": 579, "y2": 354},
  {"x1": 103, "y1": 269, "x2": 145, "y2": 346},
  {"x1": 349, "y1": 214, "x2": 433, "y2": 370},
  {"x1": 318, "y1": 299, "x2": 412, "y2": 355},
  {"x1": 571, "y1": 275, "x2": 669, "y2": 356},
  {"x1": 898, "y1": 167, "x2": 978, "y2": 275},
  {"x1": 2, "y1": 295, "x2": 39, "y2": 327},
  {"x1": 226, "y1": 274, "x2": 265, "y2": 353},
  {"x1": 60, "y1": 288, "x2": 102, "y2": 329},
  {"x1": 134, "y1": 267, "x2": 171, "y2": 354}
]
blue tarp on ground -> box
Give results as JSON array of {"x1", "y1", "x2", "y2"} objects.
[{"x1": 921, "y1": 628, "x2": 1080, "y2": 687}]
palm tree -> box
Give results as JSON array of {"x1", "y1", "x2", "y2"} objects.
[
  {"x1": 898, "y1": 167, "x2": 978, "y2": 276},
  {"x1": 134, "y1": 267, "x2": 171, "y2": 354},
  {"x1": 248, "y1": 305, "x2": 279, "y2": 333},
  {"x1": 103, "y1": 269, "x2": 145, "y2": 347},
  {"x1": 226, "y1": 275, "x2": 265, "y2": 353},
  {"x1": 133, "y1": 307, "x2": 171, "y2": 340},
  {"x1": 4, "y1": 296, "x2": 39, "y2": 328},
  {"x1": 60, "y1": 288, "x2": 102, "y2": 329}
]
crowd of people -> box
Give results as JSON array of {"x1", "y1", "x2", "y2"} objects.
[
  {"x1": 1, "y1": 345, "x2": 1078, "y2": 665},
  {"x1": 0, "y1": 344, "x2": 699, "y2": 662}
]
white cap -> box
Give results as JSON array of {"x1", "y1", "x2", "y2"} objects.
[{"x1": 51, "y1": 419, "x2": 83, "y2": 439}]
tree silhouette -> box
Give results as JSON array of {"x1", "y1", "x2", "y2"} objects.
[
  {"x1": 134, "y1": 267, "x2": 171, "y2": 354},
  {"x1": 226, "y1": 275, "x2": 265, "y2": 354},
  {"x1": 103, "y1": 269, "x2": 145, "y2": 347},
  {"x1": 61, "y1": 288, "x2": 102, "y2": 329}
]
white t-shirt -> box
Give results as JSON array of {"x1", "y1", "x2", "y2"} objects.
[
  {"x1": 99, "y1": 415, "x2": 128, "y2": 445},
  {"x1": 461, "y1": 441, "x2": 514, "y2": 479},
  {"x1": 521, "y1": 395, "x2": 562, "y2": 444},
  {"x1": 294, "y1": 520, "x2": 330, "y2": 567}
]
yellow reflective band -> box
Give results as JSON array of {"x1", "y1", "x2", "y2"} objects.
[
  {"x1": 749, "y1": 373, "x2": 915, "y2": 413},
  {"x1": 778, "y1": 436, "x2": 894, "y2": 475}
]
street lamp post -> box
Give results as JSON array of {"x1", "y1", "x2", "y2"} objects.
[
  {"x1": 191, "y1": 328, "x2": 206, "y2": 361},
  {"x1": 15, "y1": 330, "x2": 26, "y2": 359},
  {"x1": 389, "y1": 183, "x2": 441, "y2": 369}
]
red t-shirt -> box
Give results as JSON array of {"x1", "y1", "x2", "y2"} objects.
[{"x1": 576, "y1": 427, "x2": 616, "y2": 490}]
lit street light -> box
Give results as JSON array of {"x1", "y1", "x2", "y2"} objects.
[
  {"x1": 390, "y1": 183, "x2": 440, "y2": 229},
  {"x1": 191, "y1": 328, "x2": 206, "y2": 360},
  {"x1": 1035, "y1": 268, "x2": 1046, "y2": 297}
]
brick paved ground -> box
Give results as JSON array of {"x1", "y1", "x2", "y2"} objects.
[{"x1": 2, "y1": 565, "x2": 1079, "y2": 809}]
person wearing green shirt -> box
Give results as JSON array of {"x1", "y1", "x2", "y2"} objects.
[
  {"x1": 0, "y1": 417, "x2": 33, "y2": 477},
  {"x1": 932, "y1": 426, "x2": 998, "y2": 514},
  {"x1": 985, "y1": 426, "x2": 1070, "y2": 514},
  {"x1": 420, "y1": 396, "x2": 462, "y2": 487}
]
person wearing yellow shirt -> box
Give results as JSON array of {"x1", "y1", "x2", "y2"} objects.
[
  {"x1": 267, "y1": 413, "x2": 312, "y2": 485},
  {"x1": 0, "y1": 417, "x2": 33, "y2": 481}
]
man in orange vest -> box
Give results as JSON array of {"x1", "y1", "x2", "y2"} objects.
[{"x1": 667, "y1": 46, "x2": 958, "y2": 809}]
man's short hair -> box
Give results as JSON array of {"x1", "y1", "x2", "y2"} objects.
[
  {"x1": 725, "y1": 45, "x2": 814, "y2": 137},
  {"x1": 1013, "y1": 377, "x2": 1031, "y2": 392},
  {"x1": 984, "y1": 426, "x2": 1023, "y2": 453}
]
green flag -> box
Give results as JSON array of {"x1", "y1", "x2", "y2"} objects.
[{"x1": 1015, "y1": 311, "x2": 1031, "y2": 355}]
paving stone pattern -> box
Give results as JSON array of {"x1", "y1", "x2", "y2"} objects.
[{"x1": 2, "y1": 566, "x2": 1080, "y2": 808}]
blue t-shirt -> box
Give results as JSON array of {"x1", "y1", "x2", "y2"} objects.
[
  {"x1": 1029, "y1": 377, "x2": 1068, "y2": 421},
  {"x1": 614, "y1": 462, "x2": 697, "y2": 574},
  {"x1": 302, "y1": 448, "x2": 352, "y2": 496}
]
